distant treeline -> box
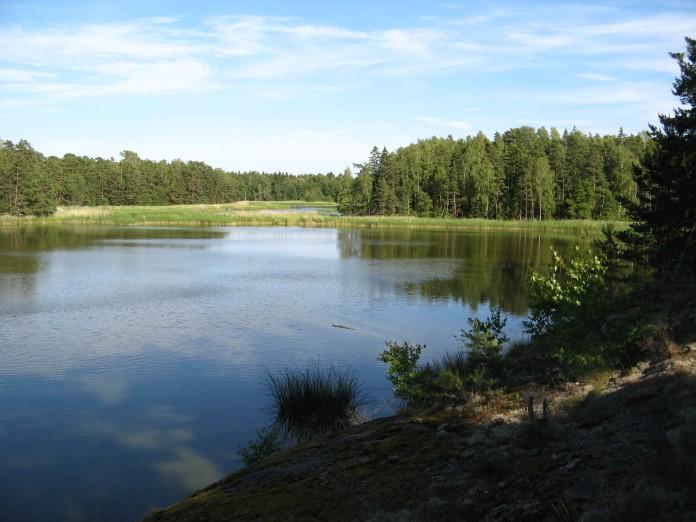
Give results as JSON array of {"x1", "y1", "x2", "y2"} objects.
[
  {"x1": 0, "y1": 141, "x2": 341, "y2": 216},
  {"x1": 1, "y1": 126, "x2": 649, "y2": 219},
  {"x1": 339, "y1": 127, "x2": 651, "y2": 220}
]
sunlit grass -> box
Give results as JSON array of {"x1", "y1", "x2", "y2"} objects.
[{"x1": 2, "y1": 202, "x2": 626, "y2": 233}]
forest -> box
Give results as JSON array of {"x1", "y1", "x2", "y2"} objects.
[
  {"x1": 0, "y1": 143, "x2": 342, "y2": 216},
  {"x1": 340, "y1": 127, "x2": 649, "y2": 220},
  {"x1": 0, "y1": 126, "x2": 649, "y2": 220}
]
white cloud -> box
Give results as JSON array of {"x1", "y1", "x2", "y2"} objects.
[
  {"x1": 378, "y1": 28, "x2": 444, "y2": 54},
  {"x1": 546, "y1": 81, "x2": 676, "y2": 110},
  {"x1": 506, "y1": 31, "x2": 575, "y2": 52},
  {"x1": 273, "y1": 23, "x2": 369, "y2": 40},
  {"x1": 622, "y1": 57, "x2": 681, "y2": 75},
  {"x1": 0, "y1": 21, "x2": 199, "y2": 64},
  {"x1": 155, "y1": 447, "x2": 224, "y2": 490},
  {"x1": 577, "y1": 72, "x2": 617, "y2": 82},
  {"x1": 93, "y1": 60, "x2": 214, "y2": 95},
  {"x1": 0, "y1": 97, "x2": 29, "y2": 109},
  {"x1": 0, "y1": 68, "x2": 52, "y2": 83},
  {"x1": 501, "y1": 13, "x2": 696, "y2": 58},
  {"x1": 77, "y1": 375, "x2": 129, "y2": 404},
  {"x1": 0, "y1": 5, "x2": 691, "y2": 171},
  {"x1": 0, "y1": 16, "x2": 459, "y2": 96},
  {"x1": 417, "y1": 116, "x2": 471, "y2": 130},
  {"x1": 1, "y1": 10, "x2": 689, "y2": 102}
]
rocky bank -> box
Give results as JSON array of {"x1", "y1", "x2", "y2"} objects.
[{"x1": 145, "y1": 345, "x2": 696, "y2": 521}]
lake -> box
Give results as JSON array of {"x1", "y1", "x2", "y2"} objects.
[{"x1": 0, "y1": 225, "x2": 591, "y2": 521}]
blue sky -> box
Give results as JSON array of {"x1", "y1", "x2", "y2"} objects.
[{"x1": 1, "y1": 1, "x2": 694, "y2": 172}]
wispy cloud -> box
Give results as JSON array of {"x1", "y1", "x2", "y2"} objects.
[
  {"x1": 1, "y1": 9, "x2": 691, "y2": 100},
  {"x1": 0, "y1": 3, "x2": 692, "y2": 171},
  {"x1": 576, "y1": 72, "x2": 617, "y2": 82},
  {"x1": 499, "y1": 12, "x2": 695, "y2": 62},
  {"x1": 417, "y1": 116, "x2": 471, "y2": 130},
  {"x1": 547, "y1": 81, "x2": 672, "y2": 106},
  {"x1": 0, "y1": 68, "x2": 53, "y2": 83}
]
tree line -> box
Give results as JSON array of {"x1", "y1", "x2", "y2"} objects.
[
  {"x1": 338, "y1": 127, "x2": 651, "y2": 220},
  {"x1": 1, "y1": 126, "x2": 649, "y2": 219},
  {"x1": 0, "y1": 142, "x2": 341, "y2": 216}
]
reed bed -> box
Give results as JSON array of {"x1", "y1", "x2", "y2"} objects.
[{"x1": 1, "y1": 203, "x2": 626, "y2": 233}]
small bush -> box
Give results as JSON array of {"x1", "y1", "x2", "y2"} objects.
[
  {"x1": 525, "y1": 247, "x2": 607, "y2": 339},
  {"x1": 524, "y1": 247, "x2": 621, "y2": 372},
  {"x1": 238, "y1": 428, "x2": 283, "y2": 466},
  {"x1": 266, "y1": 366, "x2": 364, "y2": 442},
  {"x1": 458, "y1": 306, "x2": 508, "y2": 387},
  {"x1": 377, "y1": 341, "x2": 424, "y2": 399},
  {"x1": 378, "y1": 309, "x2": 511, "y2": 406}
]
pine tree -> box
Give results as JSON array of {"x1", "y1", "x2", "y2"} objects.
[{"x1": 625, "y1": 37, "x2": 696, "y2": 274}]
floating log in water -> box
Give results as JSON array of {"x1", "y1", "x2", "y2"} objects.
[{"x1": 332, "y1": 324, "x2": 356, "y2": 331}]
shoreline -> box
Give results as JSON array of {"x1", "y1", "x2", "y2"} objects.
[
  {"x1": 145, "y1": 348, "x2": 696, "y2": 521},
  {"x1": 0, "y1": 203, "x2": 625, "y2": 234}
]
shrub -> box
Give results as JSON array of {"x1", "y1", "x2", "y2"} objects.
[
  {"x1": 265, "y1": 365, "x2": 364, "y2": 442},
  {"x1": 377, "y1": 341, "x2": 424, "y2": 400},
  {"x1": 524, "y1": 247, "x2": 644, "y2": 372},
  {"x1": 238, "y1": 427, "x2": 283, "y2": 466},
  {"x1": 378, "y1": 309, "x2": 511, "y2": 406},
  {"x1": 458, "y1": 306, "x2": 508, "y2": 379},
  {"x1": 525, "y1": 247, "x2": 607, "y2": 339}
]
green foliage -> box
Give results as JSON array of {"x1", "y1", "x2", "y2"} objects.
[
  {"x1": 331, "y1": 128, "x2": 647, "y2": 220},
  {"x1": 523, "y1": 247, "x2": 645, "y2": 372},
  {"x1": 459, "y1": 306, "x2": 509, "y2": 368},
  {"x1": 0, "y1": 140, "x2": 57, "y2": 216},
  {"x1": 455, "y1": 306, "x2": 509, "y2": 391},
  {"x1": 465, "y1": 367, "x2": 500, "y2": 393},
  {"x1": 622, "y1": 37, "x2": 696, "y2": 275},
  {"x1": 378, "y1": 309, "x2": 511, "y2": 406},
  {"x1": 265, "y1": 366, "x2": 364, "y2": 442},
  {"x1": 377, "y1": 341, "x2": 424, "y2": 399},
  {"x1": 521, "y1": 38, "x2": 696, "y2": 372},
  {"x1": 525, "y1": 247, "x2": 607, "y2": 340},
  {"x1": 0, "y1": 139, "x2": 342, "y2": 216},
  {"x1": 1, "y1": 123, "x2": 648, "y2": 221},
  {"x1": 595, "y1": 224, "x2": 629, "y2": 298},
  {"x1": 238, "y1": 428, "x2": 283, "y2": 466},
  {"x1": 459, "y1": 307, "x2": 509, "y2": 391},
  {"x1": 336, "y1": 168, "x2": 355, "y2": 215}
]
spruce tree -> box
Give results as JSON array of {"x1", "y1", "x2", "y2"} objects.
[{"x1": 626, "y1": 37, "x2": 696, "y2": 274}]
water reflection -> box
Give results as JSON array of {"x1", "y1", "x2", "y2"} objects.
[
  {"x1": 0, "y1": 226, "x2": 228, "y2": 254},
  {"x1": 337, "y1": 229, "x2": 592, "y2": 314},
  {"x1": 0, "y1": 225, "x2": 591, "y2": 521},
  {"x1": 0, "y1": 350, "x2": 256, "y2": 522}
]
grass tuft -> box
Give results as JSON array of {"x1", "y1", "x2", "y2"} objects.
[{"x1": 265, "y1": 365, "x2": 365, "y2": 442}]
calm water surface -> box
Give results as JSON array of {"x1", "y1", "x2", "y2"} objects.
[{"x1": 0, "y1": 225, "x2": 590, "y2": 521}]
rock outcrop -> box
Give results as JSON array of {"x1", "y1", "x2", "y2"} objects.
[{"x1": 146, "y1": 351, "x2": 696, "y2": 521}]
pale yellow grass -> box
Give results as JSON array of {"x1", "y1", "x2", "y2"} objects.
[{"x1": 54, "y1": 206, "x2": 110, "y2": 217}]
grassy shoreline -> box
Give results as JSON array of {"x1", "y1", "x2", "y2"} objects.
[{"x1": 0, "y1": 201, "x2": 626, "y2": 233}]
